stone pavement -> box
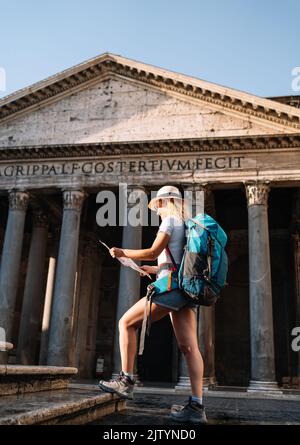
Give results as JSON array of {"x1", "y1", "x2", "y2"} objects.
[{"x1": 90, "y1": 387, "x2": 300, "y2": 425}]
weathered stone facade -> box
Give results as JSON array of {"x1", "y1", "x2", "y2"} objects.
[{"x1": 0, "y1": 53, "x2": 299, "y2": 390}]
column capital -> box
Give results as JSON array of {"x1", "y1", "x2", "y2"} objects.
[
  {"x1": 182, "y1": 183, "x2": 215, "y2": 216},
  {"x1": 32, "y1": 210, "x2": 48, "y2": 229},
  {"x1": 182, "y1": 183, "x2": 214, "y2": 203},
  {"x1": 126, "y1": 184, "x2": 147, "y2": 195},
  {"x1": 245, "y1": 181, "x2": 270, "y2": 207},
  {"x1": 62, "y1": 189, "x2": 86, "y2": 211},
  {"x1": 8, "y1": 190, "x2": 30, "y2": 211},
  {"x1": 126, "y1": 184, "x2": 147, "y2": 209},
  {"x1": 182, "y1": 182, "x2": 212, "y2": 193},
  {"x1": 127, "y1": 184, "x2": 146, "y2": 191}
]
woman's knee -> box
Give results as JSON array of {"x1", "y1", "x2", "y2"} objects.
[
  {"x1": 178, "y1": 341, "x2": 199, "y2": 356},
  {"x1": 118, "y1": 315, "x2": 129, "y2": 331},
  {"x1": 118, "y1": 314, "x2": 139, "y2": 331}
]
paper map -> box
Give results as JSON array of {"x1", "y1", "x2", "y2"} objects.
[{"x1": 98, "y1": 240, "x2": 152, "y2": 279}]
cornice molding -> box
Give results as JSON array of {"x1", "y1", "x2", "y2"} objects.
[
  {"x1": 1, "y1": 54, "x2": 300, "y2": 130},
  {"x1": 0, "y1": 134, "x2": 300, "y2": 161}
]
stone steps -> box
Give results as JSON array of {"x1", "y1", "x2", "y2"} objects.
[
  {"x1": 0, "y1": 365, "x2": 78, "y2": 396},
  {"x1": 0, "y1": 384, "x2": 125, "y2": 425},
  {"x1": 0, "y1": 367, "x2": 126, "y2": 424}
]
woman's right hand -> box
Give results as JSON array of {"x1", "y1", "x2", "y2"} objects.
[{"x1": 139, "y1": 265, "x2": 158, "y2": 276}]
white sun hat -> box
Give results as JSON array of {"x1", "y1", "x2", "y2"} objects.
[{"x1": 148, "y1": 185, "x2": 184, "y2": 210}]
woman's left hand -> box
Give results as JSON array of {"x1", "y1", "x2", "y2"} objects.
[{"x1": 109, "y1": 247, "x2": 125, "y2": 258}]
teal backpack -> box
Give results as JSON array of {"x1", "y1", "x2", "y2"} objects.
[{"x1": 176, "y1": 213, "x2": 229, "y2": 306}]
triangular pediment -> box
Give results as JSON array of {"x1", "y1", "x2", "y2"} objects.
[{"x1": 0, "y1": 53, "x2": 300, "y2": 147}]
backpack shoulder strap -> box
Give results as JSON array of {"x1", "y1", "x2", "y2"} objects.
[
  {"x1": 165, "y1": 245, "x2": 178, "y2": 272},
  {"x1": 190, "y1": 217, "x2": 215, "y2": 279},
  {"x1": 190, "y1": 217, "x2": 210, "y2": 235},
  {"x1": 190, "y1": 217, "x2": 221, "y2": 246}
]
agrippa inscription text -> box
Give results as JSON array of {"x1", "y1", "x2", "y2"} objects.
[{"x1": 0, "y1": 156, "x2": 244, "y2": 177}]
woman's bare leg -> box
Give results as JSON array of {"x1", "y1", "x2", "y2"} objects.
[
  {"x1": 169, "y1": 307, "x2": 204, "y2": 397},
  {"x1": 118, "y1": 296, "x2": 171, "y2": 373}
]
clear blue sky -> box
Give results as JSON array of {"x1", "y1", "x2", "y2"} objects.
[{"x1": 0, "y1": 0, "x2": 299, "y2": 98}]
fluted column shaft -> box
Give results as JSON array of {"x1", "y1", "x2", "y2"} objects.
[
  {"x1": 245, "y1": 182, "x2": 279, "y2": 391},
  {"x1": 292, "y1": 231, "x2": 300, "y2": 378},
  {"x1": 47, "y1": 189, "x2": 86, "y2": 366},
  {"x1": 16, "y1": 211, "x2": 48, "y2": 364},
  {"x1": 291, "y1": 188, "x2": 300, "y2": 378},
  {"x1": 198, "y1": 186, "x2": 217, "y2": 388},
  {"x1": 112, "y1": 185, "x2": 144, "y2": 378},
  {"x1": 0, "y1": 190, "x2": 29, "y2": 362},
  {"x1": 75, "y1": 240, "x2": 104, "y2": 377},
  {"x1": 176, "y1": 184, "x2": 216, "y2": 390}
]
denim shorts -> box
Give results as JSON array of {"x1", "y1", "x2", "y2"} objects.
[{"x1": 151, "y1": 288, "x2": 198, "y2": 312}]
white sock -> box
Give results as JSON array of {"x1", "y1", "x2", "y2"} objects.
[
  {"x1": 191, "y1": 395, "x2": 203, "y2": 405},
  {"x1": 122, "y1": 371, "x2": 134, "y2": 381}
]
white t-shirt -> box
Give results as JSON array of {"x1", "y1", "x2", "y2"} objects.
[{"x1": 156, "y1": 215, "x2": 186, "y2": 279}]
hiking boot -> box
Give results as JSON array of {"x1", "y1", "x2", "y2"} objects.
[
  {"x1": 170, "y1": 396, "x2": 208, "y2": 424},
  {"x1": 98, "y1": 371, "x2": 135, "y2": 400}
]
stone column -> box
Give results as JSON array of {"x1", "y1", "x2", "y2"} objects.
[
  {"x1": 291, "y1": 189, "x2": 300, "y2": 379},
  {"x1": 47, "y1": 189, "x2": 86, "y2": 367},
  {"x1": 292, "y1": 230, "x2": 300, "y2": 379},
  {"x1": 16, "y1": 210, "x2": 48, "y2": 365},
  {"x1": 0, "y1": 190, "x2": 29, "y2": 364},
  {"x1": 198, "y1": 186, "x2": 217, "y2": 389},
  {"x1": 176, "y1": 184, "x2": 217, "y2": 390},
  {"x1": 85, "y1": 248, "x2": 104, "y2": 378},
  {"x1": 75, "y1": 239, "x2": 104, "y2": 377},
  {"x1": 112, "y1": 185, "x2": 145, "y2": 380},
  {"x1": 0, "y1": 225, "x2": 4, "y2": 268},
  {"x1": 245, "y1": 182, "x2": 280, "y2": 392}
]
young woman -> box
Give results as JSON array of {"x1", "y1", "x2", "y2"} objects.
[{"x1": 98, "y1": 185, "x2": 207, "y2": 424}]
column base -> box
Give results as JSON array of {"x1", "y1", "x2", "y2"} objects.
[
  {"x1": 175, "y1": 376, "x2": 217, "y2": 391},
  {"x1": 0, "y1": 342, "x2": 13, "y2": 364},
  {"x1": 175, "y1": 376, "x2": 191, "y2": 390},
  {"x1": 202, "y1": 376, "x2": 217, "y2": 392},
  {"x1": 133, "y1": 373, "x2": 143, "y2": 387},
  {"x1": 247, "y1": 380, "x2": 283, "y2": 394},
  {"x1": 0, "y1": 341, "x2": 13, "y2": 351}
]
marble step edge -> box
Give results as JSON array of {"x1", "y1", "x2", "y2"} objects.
[
  {"x1": 0, "y1": 366, "x2": 79, "y2": 396},
  {"x1": 0, "y1": 365, "x2": 78, "y2": 376},
  {"x1": 0, "y1": 392, "x2": 125, "y2": 425}
]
